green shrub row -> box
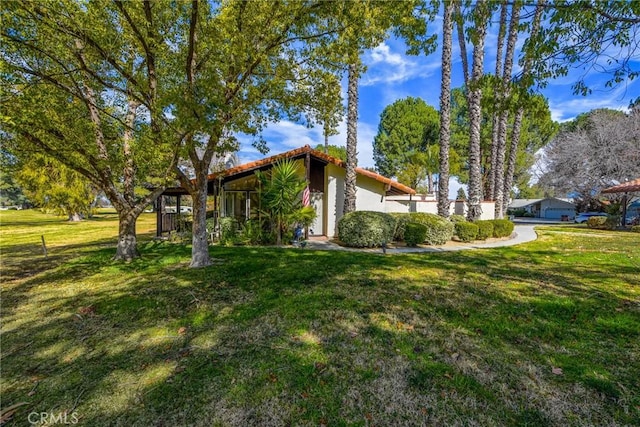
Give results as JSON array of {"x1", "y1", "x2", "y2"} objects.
[
  {"x1": 491, "y1": 219, "x2": 515, "y2": 238},
  {"x1": 475, "y1": 220, "x2": 494, "y2": 240},
  {"x1": 631, "y1": 225, "x2": 640, "y2": 233},
  {"x1": 338, "y1": 212, "x2": 515, "y2": 247},
  {"x1": 407, "y1": 213, "x2": 454, "y2": 245},
  {"x1": 404, "y1": 222, "x2": 428, "y2": 246},
  {"x1": 338, "y1": 211, "x2": 396, "y2": 248},
  {"x1": 454, "y1": 221, "x2": 479, "y2": 242}
]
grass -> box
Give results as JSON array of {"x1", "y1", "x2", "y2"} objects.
[{"x1": 1, "y1": 209, "x2": 639, "y2": 426}]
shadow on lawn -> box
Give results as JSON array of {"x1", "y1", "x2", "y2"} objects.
[{"x1": 2, "y1": 242, "x2": 639, "y2": 425}]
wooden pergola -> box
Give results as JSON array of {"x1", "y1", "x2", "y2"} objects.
[{"x1": 601, "y1": 178, "x2": 640, "y2": 227}]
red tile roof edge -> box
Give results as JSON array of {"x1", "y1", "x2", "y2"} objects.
[
  {"x1": 601, "y1": 178, "x2": 640, "y2": 193},
  {"x1": 207, "y1": 145, "x2": 416, "y2": 195}
]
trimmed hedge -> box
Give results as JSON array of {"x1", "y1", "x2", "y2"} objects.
[
  {"x1": 338, "y1": 211, "x2": 396, "y2": 248},
  {"x1": 475, "y1": 220, "x2": 494, "y2": 240},
  {"x1": 404, "y1": 222, "x2": 428, "y2": 247},
  {"x1": 455, "y1": 221, "x2": 479, "y2": 242},
  {"x1": 389, "y1": 212, "x2": 411, "y2": 241},
  {"x1": 449, "y1": 214, "x2": 467, "y2": 223},
  {"x1": 490, "y1": 219, "x2": 515, "y2": 238},
  {"x1": 409, "y1": 213, "x2": 454, "y2": 245}
]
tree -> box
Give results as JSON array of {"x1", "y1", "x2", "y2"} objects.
[
  {"x1": 437, "y1": 0, "x2": 455, "y2": 217},
  {"x1": 534, "y1": 1, "x2": 640, "y2": 100},
  {"x1": 373, "y1": 97, "x2": 440, "y2": 189},
  {"x1": 2, "y1": 0, "x2": 184, "y2": 260},
  {"x1": 343, "y1": 62, "x2": 359, "y2": 215},
  {"x1": 0, "y1": 150, "x2": 29, "y2": 208},
  {"x1": 16, "y1": 154, "x2": 96, "y2": 221},
  {"x1": 539, "y1": 108, "x2": 640, "y2": 205},
  {"x1": 492, "y1": 1, "x2": 521, "y2": 218},
  {"x1": 255, "y1": 159, "x2": 308, "y2": 246},
  {"x1": 449, "y1": 86, "x2": 556, "y2": 205},
  {"x1": 456, "y1": 187, "x2": 467, "y2": 201},
  {"x1": 459, "y1": 0, "x2": 491, "y2": 221},
  {"x1": 314, "y1": 144, "x2": 346, "y2": 162}
]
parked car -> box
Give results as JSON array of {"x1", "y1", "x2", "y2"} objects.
[{"x1": 574, "y1": 212, "x2": 607, "y2": 223}]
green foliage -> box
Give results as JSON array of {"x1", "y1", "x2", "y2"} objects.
[
  {"x1": 219, "y1": 217, "x2": 238, "y2": 246},
  {"x1": 449, "y1": 214, "x2": 467, "y2": 223},
  {"x1": 314, "y1": 144, "x2": 347, "y2": 162},
  {"x1": 630, "y1": 225, "x2": 640, "y2": 233},
  {"x1": 475, "y1": 220, "x2": 494, "y2": 241},
  {"x1": 389, "y1": 212, "x2": 411, "y2": 241},
  {"x1": 409, "y1": 213, "x2": 454, "y2": 245},
  {"x1": 587, "y1": 216, "x2": 610, "y2": 230},
  {"x1": 373, "y1": 97, "x2": 440, "y2": 189},
  {"x1": 338, "y1": 211, "x2": 396, "y2": 248},
  {"x1": 455, "y1": 221, "x2": 479, "y2": 242},
  {"x1": 16, "y1": 154, "x2": 95, "y2": 219},
  {"x1": 456, "y1": 187, "x2": 467, "y2": 200},
  {"x1": 490, "y1": 219, "x2": 515, "y2": 238},
  {"x1": 404, "y1": 222, "x2": 428, "y2": 247},
  {"x1": 450, "y1": 87, "x2": 557, "y2": 188},
  {"x1": 255, "y1": 159, "x2": 310, "y2": 245}
]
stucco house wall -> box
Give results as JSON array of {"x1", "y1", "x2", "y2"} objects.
[{"x1": 326, "y1": 163, "x2": 388, "y2": 237}]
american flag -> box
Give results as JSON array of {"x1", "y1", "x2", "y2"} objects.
[{"x1": 302, "y1": 185, "x2": 310, "y2": 207}]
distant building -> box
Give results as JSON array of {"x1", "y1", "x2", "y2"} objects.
[{"x1": 508, "y1": 198, "x2": 576, "y2": 220}]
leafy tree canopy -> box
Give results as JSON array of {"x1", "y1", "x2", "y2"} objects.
[
  {"x1": 373, "y1": 97, "x2": 440, "y2": 188},
  {"x1": 314, "y1": 144, "x2": 346, "y2": 162}
]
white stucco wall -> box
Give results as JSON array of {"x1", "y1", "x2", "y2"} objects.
[{"x1": 326, "y1": 164, "x2": 388, "y2": 237}]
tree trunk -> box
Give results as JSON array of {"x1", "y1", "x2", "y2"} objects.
[
  {"x1": 493, "y1": 2, "x2": 521, "y2": 219},
  {"x1": 343, "y1": 62, "x2": 359, "y2": 215},
  {"x1": 437, "y1": 0, "x2": 454, "y2": 217},
  {"x1": 466, "y1": 0, "x2": 489, "y2": 221},
  {"x1": 68, "y1": 212, "x2": 83, "y2": 221},
  {"x1": 488, "y1": 1, "x2": 508, "y2": 201},
  {"x1": 502, "y1": 106, "x2": 525, "y2": 213},
  {"x1": 324, "y1": 125, "x2": 329, "y2": 154},
  {"x1": 114, "y1": 209, "x2": 139, "y2": 261},
  {"x1": 190, "y1": 172, "x2": 211, "y2": 268}
]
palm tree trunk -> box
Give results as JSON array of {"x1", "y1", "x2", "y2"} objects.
[
  {"x1": 344, "y1": 62, "x2": 359, "y2": 215},
  {"x1": 466, "y1": 0, "x2": 489, "y2": 221},
  {"x1": 437, "y1": 0, "x2": 454, "y2": 217},
  {"x1": 494, "y1": 2, "x2": 521, "y2": 219}
]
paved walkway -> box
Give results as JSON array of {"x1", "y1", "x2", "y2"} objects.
[{"x1": 303, "y1": 225, "x2": 538, "y2": 253}]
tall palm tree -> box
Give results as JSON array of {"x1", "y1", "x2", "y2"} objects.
[
  {"x1": 437, "y1": 0, "x2": 454, "y2": 217},
  {"x1": 343, "y1": 62, "x2": 359, "y2": 215},
  {"x1": 466, "y1": 0, "x2": 490, "y2": 221}
]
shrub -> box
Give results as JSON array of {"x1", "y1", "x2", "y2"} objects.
[
  {"x1": 404, "y1": 222, "x2": 428, "y2": 247},
  {"x1": 475, "y1": 220, "x2": 494, "y2": 240},
  {"x1": 389, "y1": 212, "x2": 411, "y2": 241},
  {"x1": 455, "y1": 221, "x2": 479, "y2": 242},
  {"x1": 491, "y1": 219, "x2": 515, "y2": 238},
  {"x1": 219, "y1": 217, "x2": 238, "y2": 245},
  {"x1": 631, "y1": 225, "x2": 640, "y2": 233},
  {"x1": 409, "y1": 213, "x2": 454, "y2": 245},
  {"x1": 338, "y1": 211, "x2": 396, "y2": 248},
  {"x1": 449, "y1": 214, "x2": 467, "y2": 223},
  {"x1": 586, "y1": 216, "x2": 608, "y2": 229}
]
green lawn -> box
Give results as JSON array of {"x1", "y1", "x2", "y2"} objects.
[{"x1": 1, "y1": 210, "x2": 639, "y2": 426}]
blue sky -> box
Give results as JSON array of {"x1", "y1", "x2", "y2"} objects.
[{"x1": 236, "y1": 13, "x2": 639, "y2": 175}]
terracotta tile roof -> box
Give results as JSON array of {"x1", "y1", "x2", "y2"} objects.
[
  {"x1": 208, "y1": 145, "x2": 416, "y2": 195},
  {"x1": 601, "y1": 178, "x2": 640, "y2": 193}
]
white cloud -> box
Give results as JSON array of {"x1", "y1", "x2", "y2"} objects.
[{"x1": 361, "y1": 42, "x2": 442, "y2": 87}]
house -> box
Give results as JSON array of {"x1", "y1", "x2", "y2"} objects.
[
  {"x1": 158, "y1": 145, "x2": 415, "y2": 238},
  {"x1": 508, "y1": 197, "x2": 576, "y2": 220}
]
